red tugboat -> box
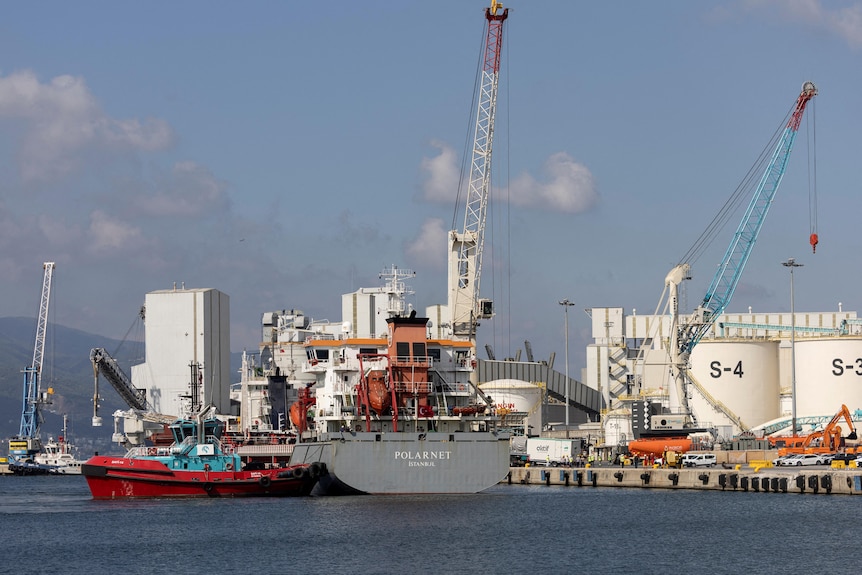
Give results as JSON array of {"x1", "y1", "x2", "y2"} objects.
[{"x1": 82, "y1": 411, "x2": 323, "y2": 498}]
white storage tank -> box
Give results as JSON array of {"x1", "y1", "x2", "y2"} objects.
[
  {"x1": 479, "y1": 379, "x2": 544, "y2": 434},
  {"x1": 689, "y1": 340, "x2": 780, "y2": 431},
  {"x1": 793, "y1": 337, "x2": 862, "y2": 415}
]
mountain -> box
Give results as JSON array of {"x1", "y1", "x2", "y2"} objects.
[{"x1": 0, "y1": 317, "x2": 242, "y2": 455}]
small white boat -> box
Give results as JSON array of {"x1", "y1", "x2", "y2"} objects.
[{"x1": 34, "y1": 416, "x2": 86, "y2": 475}]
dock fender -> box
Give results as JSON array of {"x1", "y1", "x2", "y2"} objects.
[
  {"x1": 739, "y1": 475, "x2": 749, "y2": 491},
  {"x1": 729, "y1": 474, "x2": 738, "y2": 489},
  {"x1": 807, "y1": 474, "x2": 819, "y2": 493},
  {"x1": 751, "y1": 476, "x2": 759, "y2": 492},
  {"x1": 639, "y1": 472, "x2": 650, "y2": 485},
  {"x1": 668, "y1": 473, "x2": 679, "y2": 486},
  {"x1": 698, "y1": 473, "x2": 709, "y2": 485},
  {"x1": 820, "y1": 474, "x2": 832, "y2": 493},
  {"x1": 795, "y1": 475, "x2": 806, "y2": 492},
  {"x1": 613, "y1": 471, "x2": 623, "y2": 482}
]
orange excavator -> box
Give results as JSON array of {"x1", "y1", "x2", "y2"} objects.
[{"x1": 773, "y1": 404, "x2": 859, "y2": 456}]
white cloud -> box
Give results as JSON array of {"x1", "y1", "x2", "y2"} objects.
[
  {"x1": 738, "y1": 0, "x2": 862, "y2": 48},
  {"x1": 87, "y1": 210, "x2": 143, "y2": 252},
  {"x1": 133, "y1": 161, "x2": 230, "y2": 218},
  {"x1": 509, "y1": 152, "x2": 599, "y2": 214},
  {"x1": 419, "y1": 140, "x2": 460, "y2": 203},
  {"x1": 420, "y1": 142, "x2": 598, "y2": 214},
  {"x1": 406, "y1": 217, "x2": 447, "y2": 269},
  {"x1": 0, "y1": 70, "x2": 173, "y2": 182}
]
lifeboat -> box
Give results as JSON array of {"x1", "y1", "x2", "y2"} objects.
[
  {"x1": 627, "y1": 436, "x2": 692, "y2": 457},
  {"x1": 289, "y1": 401, "x2": 303, "y2": 428},
  {"x1": 367, "y1": 370, "x2": 391, "y2": 415}
]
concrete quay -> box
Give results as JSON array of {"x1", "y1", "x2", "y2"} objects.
[{"x1": 506, "y1": 465, "x2": 862, "y2": 495}]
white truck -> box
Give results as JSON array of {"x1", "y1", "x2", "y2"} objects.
[{"x1": 526, "y1": 438, "x2": 580, "y2": 466}]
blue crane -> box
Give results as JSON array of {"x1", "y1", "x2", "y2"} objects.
[
  {"x1": 8, "y1": 262, "x2": 56, "y2": 463},
  {"x1": 668, "y1": 82, "x2": 817, "y2": 419}
]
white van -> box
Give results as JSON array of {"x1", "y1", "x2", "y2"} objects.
[{"x1": 681, "y1": 453, "x2": 717, "y2": 468}]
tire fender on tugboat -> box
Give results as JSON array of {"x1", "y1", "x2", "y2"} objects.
[
  {"x1": 259, "y1": 475, "x2": 271, "y2": 488},
  {"x1": 309, "y1": 462, "x2": 322, "y2": 478}
]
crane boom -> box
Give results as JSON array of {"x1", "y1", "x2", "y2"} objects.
[
  {"x1": 667, "y1": 82, "x2": 816, "y2": 423},
  {"x1": 9, "y1": 262, "x2": 56, "y2": 462},
  {"x1": 681, "y1": 81, "x2": 817, "y2": 354},
  {"x1": 18, "y1": 262, "x2": 56, "y2": 440},
  {"x1": 448, "y1": 1, "x2": 508, "y2": 341}
]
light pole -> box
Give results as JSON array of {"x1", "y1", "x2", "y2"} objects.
[
  {"x1": 782, "y1": 258, "x2": 802, "y2": 438},
  {"x1": 559, "y1": 299, "x2": 575, "y2": 437}
]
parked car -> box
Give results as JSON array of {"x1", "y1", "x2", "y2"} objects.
[
  {"x1": 820, "y1": 453, "x2": 835, "y2": 465},
  {"x1": 681, "y1": 453, "x2": 717, "y2": 467},
  {"x1": 831, "y1": 453, "x2": 856, "y2": 464},
  {"x1": 773, "y1": 454, "x2": 801, "y2": 466},
  {"x1": 787, "y1": 453, "x2": 824, "y2": 466}
]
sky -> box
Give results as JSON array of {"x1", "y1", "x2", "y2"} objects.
[{"x1": 1, "y1": 1, "x2": 861, "y2": 378}]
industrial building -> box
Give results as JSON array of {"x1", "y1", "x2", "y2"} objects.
[{"x1": 586, "y1": 306, "x2": 862, "y2": 444}]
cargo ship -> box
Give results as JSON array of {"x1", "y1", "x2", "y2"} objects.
[
  {"x1": 288, "y1": 312, "x2": 510, "y2": 494},
  {"x1": 238, "y1": 267, "x2": 511, "y2": 495}
]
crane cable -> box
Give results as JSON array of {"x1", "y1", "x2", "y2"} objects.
[
  {"x1": 807, "y1": 100, "x2": 818, "y2": 253},
  {"x1": 678, "y1": 102, "x2": 795, "y2": 268}
]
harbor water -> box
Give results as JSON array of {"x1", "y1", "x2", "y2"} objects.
[{"x1": 3, "y1": 475, "x2": 861, "y2": 575}]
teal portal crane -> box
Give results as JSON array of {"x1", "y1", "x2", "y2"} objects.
[
  {"x1": 9, "y1": 262, "x2": 56, "y2": 462},
  {"x1": 668, "y1": 81, "x2": 817, "y2": 419}
]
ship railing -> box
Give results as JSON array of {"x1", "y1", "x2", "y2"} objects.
[
  {"x1": 126, "y1": 445, "x2": 174, "y2": 458},
  {"x1": 393, "y1": 381, "x2": 433, "y2": 394},
  {"x1": 391, "y1": 356, "x2": 432, "y2": 367},
  {"x1": 438, "y1": 381, "x2": 471, "y2": 394}
]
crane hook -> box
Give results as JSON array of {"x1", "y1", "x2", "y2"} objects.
[{"x1": 810, "y1": 233, "x2": 819, "y2": 253}]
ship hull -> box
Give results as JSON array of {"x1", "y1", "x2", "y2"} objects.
[
  {"x1": 82, "y1": 456, "x2": 319, "y2": 498},
  {"x1": 290, "y1": 431, "x2": 511, "y2": 495}
]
